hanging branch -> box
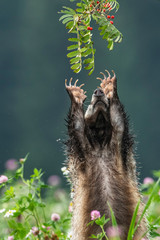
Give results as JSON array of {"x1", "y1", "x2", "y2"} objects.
[{"x1": 59, "y1": 0, "x2": 122, "y2": 75}]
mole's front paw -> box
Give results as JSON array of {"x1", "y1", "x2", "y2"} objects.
[
  {"x1": 97, "y1": 70, "x2": 117, "y2": 99},
  {"x1": 65, "y1": 78, "x2": 87, "y2": 104}
]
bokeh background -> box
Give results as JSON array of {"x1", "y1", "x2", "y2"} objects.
[{"x1": 0, "y1": 0, "x2": 160, "y2": 184}]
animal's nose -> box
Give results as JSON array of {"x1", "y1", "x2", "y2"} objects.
[{"x1": 94, "y1": 88, "x2": 104, "y2": 97}]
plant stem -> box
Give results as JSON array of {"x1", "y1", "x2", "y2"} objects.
[
  {"x1": 76, "y1": 25, "x2": 82, "y2": 71},
  {"x1": 100, "y1": 225, "x2": 109, "y2": 240}
]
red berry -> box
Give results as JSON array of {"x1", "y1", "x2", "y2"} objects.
[
  {"x1": 110, "y1": 21, "x2": 113, "y2": 24},
  {"x1": 111, "y1": 15, "x2": 115, "y2": 19},
  {"x1": 104, "y1": 4, "x2": 107, "y2": 7},
  {"x1": 109, "y1": 7, "x2": 112, "y2": 10},
  {"x1": 87, "y1": 26, "x2": 93, "y2": 30},
  {"x1": 90, "y1": 4, "x2": 92, "y2": 7},
  {"x1": 107, "y1": 15, "x2": 111, "y2": 19},
  {"x1": 103, "y1": 9, "x2": 106, "y2": 12},
  {"x1": 97, "y1": 1, "x2": 100, "y2": 3},
  {"x1": 97, "y1": 8, "x2": 100, "y2": 12}
]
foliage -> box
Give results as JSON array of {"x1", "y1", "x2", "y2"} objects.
[
  {"x1": 0, "y1": 156, "x2": 160, "y2": 239},
  {"x1": 59, "y1": 0, "x2": 122, "y2": 75},
  {"x1": 0, "y1": 155, "x2": 71, "y2": 240}
]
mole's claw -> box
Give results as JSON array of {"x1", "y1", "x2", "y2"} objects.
[
  {"x1": 65, "y1": 79, "x2": 68, "y2": 87},
  {"x1": 100, "y1": 72, "x2": 107, "y2": 80},
  {"x1": 74, "y1": 79, "x2": 79, "y2": 86},
  {"x1": 97, "y1": 77, "x2": 103, "y2": 82},
  {"x1": 79, "y1": 84, "x2": 84, "y2": 88},
  {"x1": 105, "y1": 70, "x2": 111, "y2": 78},
  {"x1": 69, "y1": 78, "x2": 73, "y2": 86}
]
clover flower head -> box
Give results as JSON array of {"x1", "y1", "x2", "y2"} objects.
[
  {"x1": 0, "y1": 175, "x2": 8, "y2": 184},
  {"x1": 91, "y1": 210, "x2": 101, "y2": 220},
  {"x1": 19, "y1": 158, "x2": 25, "y2": 164},
  {"x1": 67, "y1": 231, "x2": 72, "y2": 239},
  {"x1": 31, "y1": 226, "x2": 39, "y2": 236},
  {"x1": 47, "y1": 175, "x2": 61, "y2": 186},
  {"x1": 4, "y1": 210, "x2": 16, "y2": 218},
  {"x1": 51, "y1": 213, "x2": 60, "y2": 221},
  {"x1": 5, "y1": 159, "x2": 18, "y2": 170},
  {"x1": 106, "y1": 226, "x2": 121, "y2": 237},
  {"x1": 8, "y1": 236, "x2": 14, "y2": 240},
  {"x1": 42, "y1": 225, "x2": 51, "y2": 231},
  {"x1": 143, "y1": 177, "x2": 154, "y2": 185}
]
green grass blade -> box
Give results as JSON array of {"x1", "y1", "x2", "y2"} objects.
[
  {"x1": 107, "y1": 202, "x2": 117, "y2": 227},
  {"x1": 107, "y1": 202, "x2": 121, "y2": 240},
  {"x1": 133, "y1": 177, "x2": 160, "y2": 235},
  {"x1": 127, "y1": 200, "x2": 140, "y2": 240}
]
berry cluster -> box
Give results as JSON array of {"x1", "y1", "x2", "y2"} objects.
[
  {"x1": 87, "y1": 26, "x2": 93, "y2": 30},
  {"x1": 87, "y1": 0, "x2": 115, "y2": 30}
]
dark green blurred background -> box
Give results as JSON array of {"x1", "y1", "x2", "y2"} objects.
[{"x1": 0, "y1": 0, "x2": 160, "y2": 183}]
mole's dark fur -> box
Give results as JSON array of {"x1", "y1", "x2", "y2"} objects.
[{"x1": 64, "y1": 71, "x2": 147, "y2": 240}]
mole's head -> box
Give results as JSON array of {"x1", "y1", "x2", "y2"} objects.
[{"x1": 84, "y1": 88, "x2": 112, "y2": 146}]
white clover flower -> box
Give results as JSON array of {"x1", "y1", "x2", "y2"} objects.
[
  {"x1": 0, "y1": 208, "x2": 5, "y2": 213},
  {"x1": 4, "y1": 210, "x2": 16, "y2": 218},
  {"x1": 67, "y1": 230, "x2": 72, "y2": 239},
  {"x1": 61, "y1": 167, "x2": 70, "y2": 176}
]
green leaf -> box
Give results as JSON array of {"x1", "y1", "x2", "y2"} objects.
[
  {"x1": 78, "y1": 25, "x2": 87, "y2": 31},
  {"x1": 83, "y1": 58, "x2": 94, "y2": 65},
  {"x1": 88, "y1": 67, "x2": 94, "y2": 76},
  {"x1": 95, "y1": 215, "x2": 109, "y2": 226},
  {"x1": 71, "y1": 63, "x2": 81, "y2": 70},
  {"x1": 89, "y1": 234, "x2": 98, "y2": 239},
  {"x1": 84, "y1": 63, "x2": 93, "y2": 70},
  {"x1": 70, "y1": 56, "x2": 81, "y2": 64},
  {"x1": 67, "y1": 50, "x2": 80, "y2": 58},
  {"x1": 107, "y1": 40, "x2": 114, "y2": 50},
  {"x1": 153, "y1": 170, "x2": 160, "y2": 178},
  {"x1": 82, "y1": 48, "x2": 92, "y2": 57},
  {"x1": 76, "y1": 8, "x2": 84, "y2": 13},
  {"x1": 81, "y1": 34, "x2": 91, "y2": 43},
  {"x1": 4, "y1": 186, "x2": 15, "y2": 201},
  {"x1": 59, "y1": 14, "x2": 73, "y2": 21},
  {"x1": 62, "y1": 17, "x2": 73, "y2": 24},
  {"x1": 62, "y1": 6, "x2": 76, "y2": 14},
  {"x1": 67, "y1": 44, "x2": 79, "y2": 50},
  {"x1": 8, "y1": 220, "x2": 17, "y2": 229},
  {"x1": 66, "y1": 21, "x2": 74, "y2": 29},
  {"x1": 81, "y1": 47, "x2": 88, "y2": 53},
  {"x1": 76, "y1": 3, "x2": 82, "y2": 7},
  {"x1": 74, "y1": 67, "x2": 81, "y2": 73},
  {"x1": 68, "y1": 37, "x2": 79, "y2": 42}
]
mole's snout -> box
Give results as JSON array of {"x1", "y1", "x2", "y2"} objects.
[{"x1": 94, "y1": 88, "x2": 104, "y2": 97}]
